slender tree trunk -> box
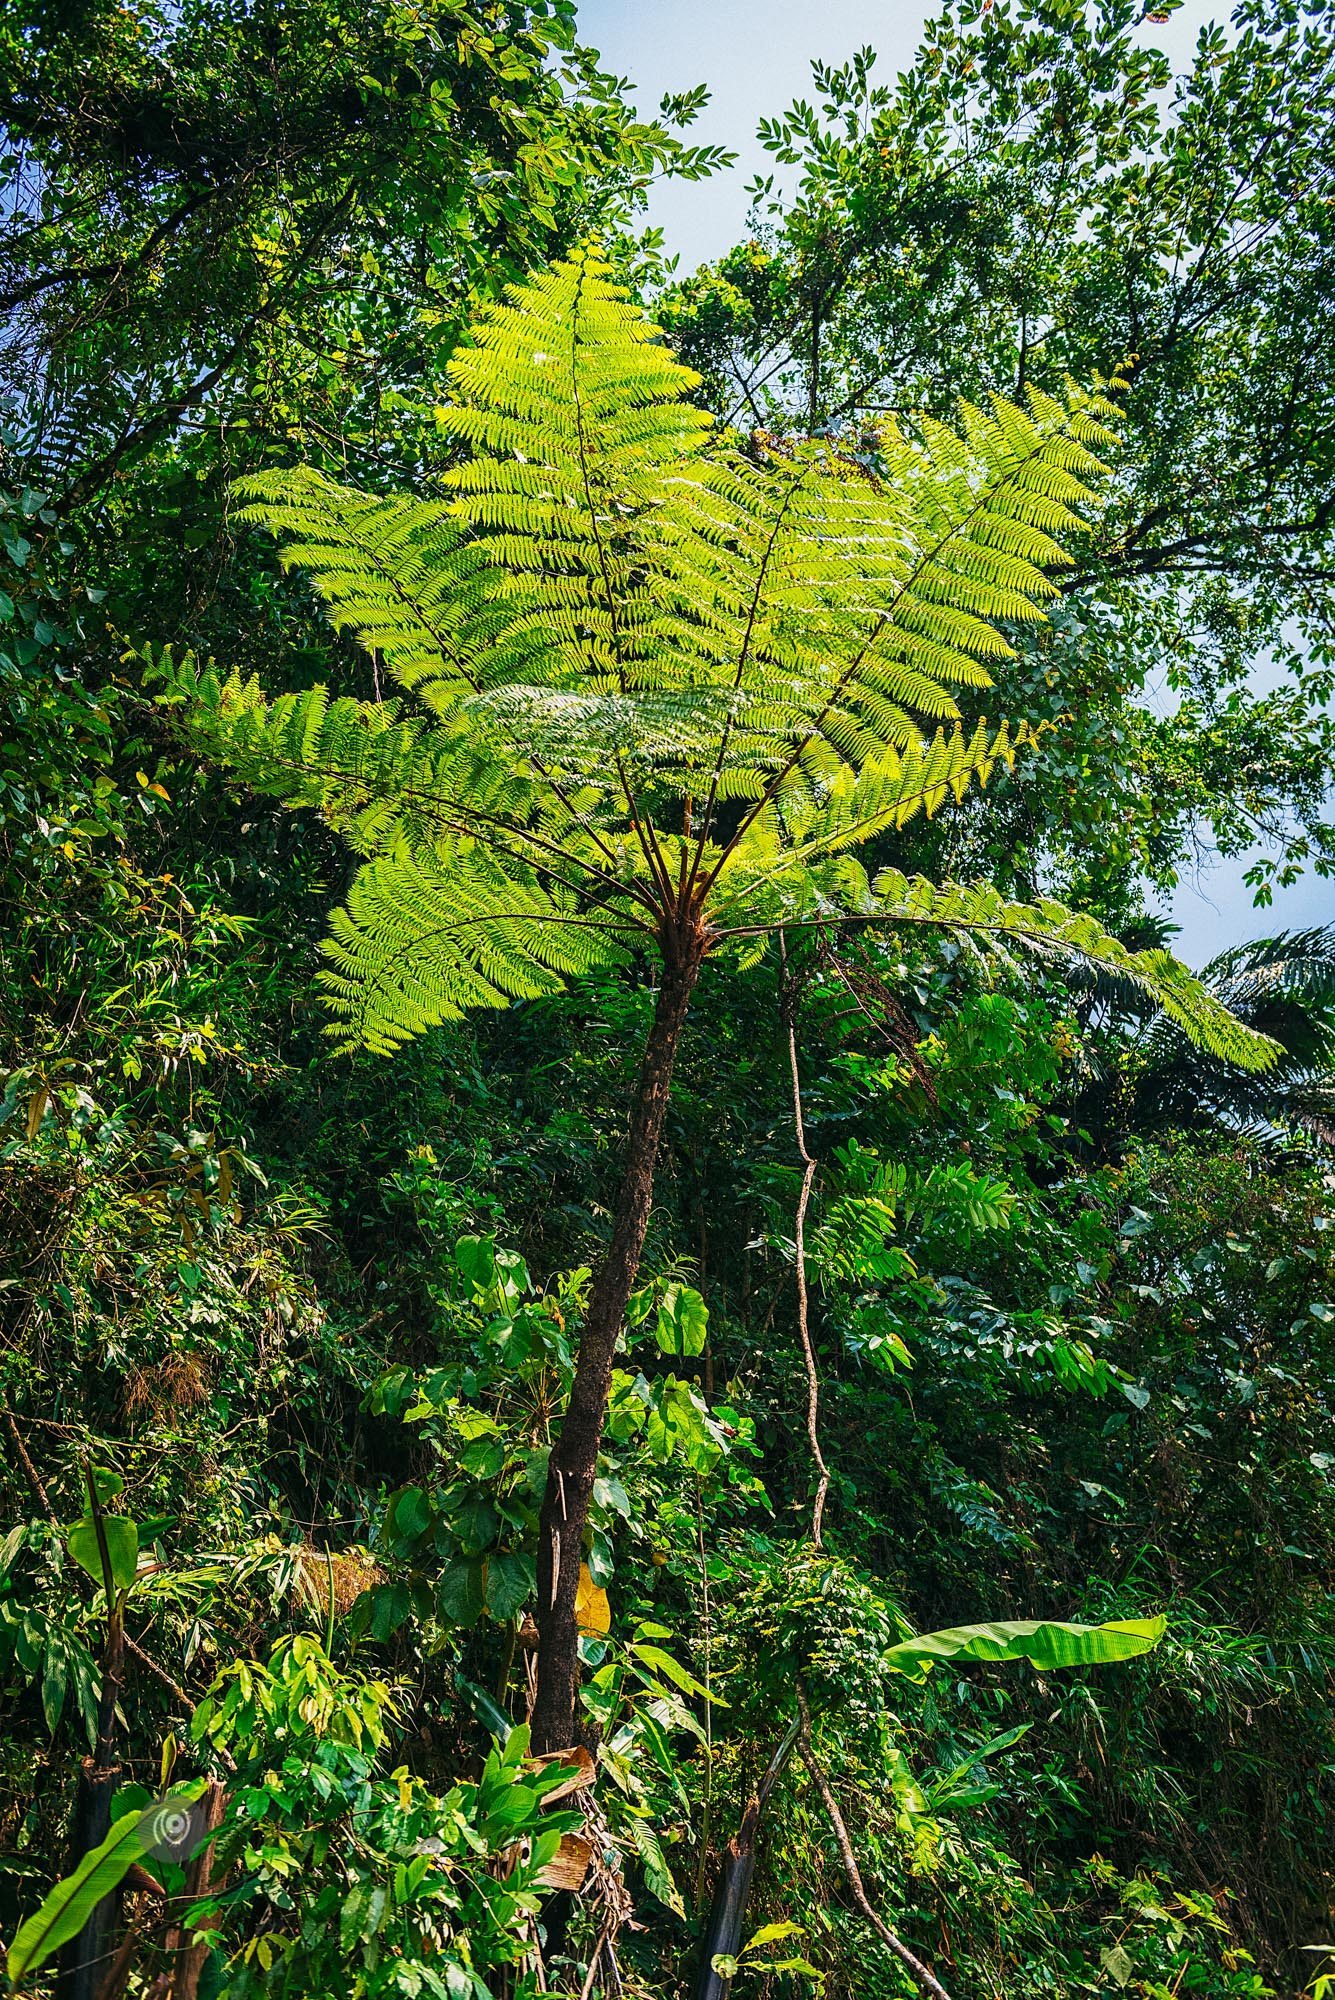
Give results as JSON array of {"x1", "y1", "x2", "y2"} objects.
[
  {"x1": 530, "y1": 925, "x2": 704, "y2": 1753},
  {"x1": 780, "y1": 943, "x2": 830, "y2": 1549},
  {"x1": 163, "y1": 1780, "x2": 227, "y2": 2000},
  {"x1": 56, "y1": 1611, "x2": 124, "y2": 2000},
  {"x1": 58, "y1": 1476, "x2": 125, "y2": 2000}
]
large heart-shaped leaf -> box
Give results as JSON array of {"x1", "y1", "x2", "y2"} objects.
[
  {"x1": 437, "y1": 1555, "x2": 485, "y2": 1626},
  {"x1": 883, "y1": 1614, "x2": 1166, "y2": 1679},
  {"x1": 652, "y1": 1284, "x2": 709, "y2": 1358},
  {"x1": 484, "y1": 1550, "x2": 534, "y2": 1622},
  {"x1": 66, "y1": 1516, "x2": 138, "y2": 1594}
]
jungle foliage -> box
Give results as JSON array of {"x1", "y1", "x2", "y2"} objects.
[{"x1": 1, "y1": 3, "x2": 1333, "y2": 1999}]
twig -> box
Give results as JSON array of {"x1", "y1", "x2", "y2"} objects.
[
  {"x1": 693, "y1": 1478, "x2": 714, "y2": 1907},
  {"x1": 779, "y1": 935, "x2": 830, "y2": 1547},
  {"x1": 577, "y1": 1920, "x2": 614, "y2": 2000},
  {"x1": 795, "y1": 1687, "x2": 954, "y2": 2000},
  {"x1": 528, "y1": 1917, "x2": 549, "y2": 1994},
  {"x1": 124, "y1": 1638, "x2": 188, "y2": 1708},
  {"x1": 3, "y1": 1400, "x2": 59, "y2": 1524}
]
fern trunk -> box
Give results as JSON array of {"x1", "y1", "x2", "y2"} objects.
[{"x1": 530, "y1": 924, "x2": 704, "y2": 1753}]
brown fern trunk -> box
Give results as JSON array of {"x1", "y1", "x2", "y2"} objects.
[{"x1": 530, "y1": 925, "x2": 704, "y2": 1754}]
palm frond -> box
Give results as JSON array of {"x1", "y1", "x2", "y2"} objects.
[{"x1": 1128, "y1": 927, "x2": 1335, "y2": 1141}]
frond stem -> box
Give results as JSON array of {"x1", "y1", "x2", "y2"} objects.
[
  {"x1": 685, "y1": 457, "x2": 814, "y2": 902},
  {"x1": 696, "y1": 412, "x2": 1088, "y2": 904}
]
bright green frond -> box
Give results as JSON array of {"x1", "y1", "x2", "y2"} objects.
[
  {"x1": 149, "y1": 648, "x2": 543, "y2": 860},
  {"x1": 431, "y1": 246, "x2": 713, "y2": 701},
  {"x1": 706, "y1": 719, "x2": 1043, "y2": 921},
  {"x1": 227, "y1": 256, "x2": 1113, "y2": 810},
  {"x1": 169, "y1": 250, "x2": 1228, "y2": 1069},
  {"x1": 782, "y1": 718, "x2": 1042, "y2": 861},
  {"x1": 866, "y1": 871, "x2": 1282, "y2": 1073},
  {"x1": 233, "y1": 468, "x2": 477, "y2": 711},
  {"x1": 319, "y1": 847, "x2": 634, "y2": 1055},
  {"x1": 645, "y1": 383, "x2": 1111, "y2": 839},
  {"x1": 443, "y1": 250, "x2": 708, "y2": 470}
]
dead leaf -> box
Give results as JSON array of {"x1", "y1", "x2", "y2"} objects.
[
  {"x1": 525, "y1": 1744, "x2": 596, "y2": 1807},
  {"x1": 576, "y1": 1562, "x2": 610, "y2": 1636},
  {"x1": 25, "y1": 1086, "x2": 48, "y2": 1142},
  {"x1": 536, "y1": 1832, "x2": 593, "y2": 1892}
]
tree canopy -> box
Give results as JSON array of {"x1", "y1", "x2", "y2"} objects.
[{"x1": 663, "y1": 0, "x2": 1335, "y2": 917}]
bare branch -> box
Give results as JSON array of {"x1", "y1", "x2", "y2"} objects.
[
  {"x1": 779, "y1": 935, "x2": 830, "y2": 1548},
  {"x1": 796, "y1": 1687, "x2": 955, "y2": 2000}
]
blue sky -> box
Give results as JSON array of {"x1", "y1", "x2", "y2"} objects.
[{"x1": 577, "y1": 0, "x2": 1334, "y2": 966}]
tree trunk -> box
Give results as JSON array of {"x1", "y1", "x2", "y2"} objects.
[
  {"x1": 691, "y1": 1719, "x2": 799, "y2": 2000},
  {"x1": 56, "y1": 1607, "x2": 124, "y2": 2000},
  {"x1": 163, "y1": 1779, "x2": 227, "y2": 2000},
  {"x1": 530, "y1": 926, "x2": 704, "y2": 1754}
]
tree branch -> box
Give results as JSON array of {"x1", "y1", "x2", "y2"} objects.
[
  {"x1": 796, "y1": 1687, "x2": 954, "y2": 2000},
  {"x1": 779, "y1": 936, "x2": 830, "y2": 1548}
]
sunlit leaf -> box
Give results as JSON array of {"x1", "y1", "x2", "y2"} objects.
[{"x1": 883, "y1": 1614, "x2": 1166, "y2": 1679}]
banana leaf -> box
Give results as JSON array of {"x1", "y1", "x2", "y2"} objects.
[{"x1": 883, "y1": 1614, "x2": 1166, "y2": 1680}]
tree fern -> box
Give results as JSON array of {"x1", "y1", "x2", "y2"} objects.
[
  {"x1": 157, "y1": 244, "x2": 1279, "y2": 1753},
  {"x1": 158, "y1": 247, "x2": 1275, "y2": 1069}
]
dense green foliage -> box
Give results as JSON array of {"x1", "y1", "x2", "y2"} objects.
[
  {"x1": 662, "y1": 0, "x2": 1335, "y2": 920},
  {"x1": 1, "y1": 3, "x2": 1333, "y2": 1999}
]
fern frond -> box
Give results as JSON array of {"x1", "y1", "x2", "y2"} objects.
[
  {"x1": 785, "y1": 718, "x2": 1040, "y2": 860},
  {"x1": 319, "y1": 847, "x2": 635, "y2": 1055},
  {"x1": 233, "y1": 469, "x2": 477, "y2": 714},
  {"x1": 168, "y1": 249, "x2": 1271, "y2": 1082},
  {"x1": 862, "y1": 872, "x2": 1282, "y2": 1073},
  {"x1": 707, "y1": 718, "x2": 1042, "y2": 918},
  {"x1": 434, "y1": 246, "x2": 711, "y2": 704}
]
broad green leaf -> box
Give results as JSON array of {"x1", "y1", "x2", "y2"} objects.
[
  {"x1": 926, "y1": 1722, "x2": 1035, "y2": 1810},
  {"x1": 592, "y1": 1473, "x2": 631, "y2": 1521},
  {"x1": 454, "y1": 1234, "x2": 496, "y2": 1293},
  {"x1": 1102, "y1": 1942, "x2": 1135, "y2": 1987},
  {"x1": 631, "y1": 1643, "x2": 716, "y2": 1701},
  {"x1": 883, "y1": 1614, "x2": 1166, "y2": 1679},
  {"x1": 449, "y1": 1487, "x2": 499, "y2": 1555},
  {"x1": 41, "y1": 1642, "x2": 68, "y2": 1735},
  {"x1": 484, "y1": 1551, "x2": 534, "y2": 1621},
  {"x1": 66, "y1": 1516, "x2": 138, "y2": 1593},
  {"x1": 365, "y1": 1581, "x2": 411, "y2": 1641},
  {"x1": 653, "y1": 1283, "x2": 709, "y2": 1357},
  {"x1": 7, "y1": 1785, "x2": 204, "y2": 1979},
  {"x1": 111, "y1": 1784, "x2": 154, "y2": 1822},
  {"x1": 457, "y1": 1676, "x2": 515, "y2": 1743},
  {"x1": 459, "y1": 1434, "x2": 505, "y2": 1479},
  {"x1": 384, "y1": 1485, "x2": 430, "y2": 1548},
  {"x1": 0, "y1": 1523, "x2": 28, "y2": 1579},
  {"x1": 437, "y1": 1556, "x2": 486, "y2": 1626},
  {"x1": 743, "y1": 1922, "x2": 804, "y2": 1954},
  {"x1": 627, "y1": 1815, "x2": 684, "y2": 1918}
]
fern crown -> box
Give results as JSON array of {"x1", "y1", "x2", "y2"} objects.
[{"x1": 156, "y1": 248, "x2": 1278, "y2": 1075}]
